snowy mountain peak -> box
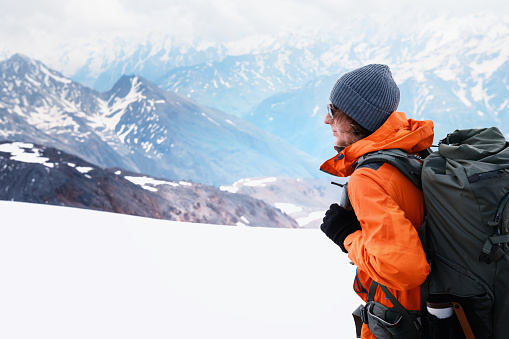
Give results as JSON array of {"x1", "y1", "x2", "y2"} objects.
[
  {"x1": 108, "y1": 75, "x2": 144, "y2": 97},
  {"x1": 0, "y1": 56, "x2": 319, "y2": 186},
  {"x1": 1, "y1": 53, "x2": 73, "y2": 88},
  {"x1": 1, "y1": 53, "x2": 35, "y2": 71},
  {"x1": 105, "y1": 76, "x2": 148, "y2": 113}
]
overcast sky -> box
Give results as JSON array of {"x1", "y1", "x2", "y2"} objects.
[{"x1": 1, "y1": 0, "x2": 508, "y2": 62}]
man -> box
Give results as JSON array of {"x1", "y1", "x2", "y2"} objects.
[{"x1": 320, "y1": 64, "x2": 434, "y2": 338}]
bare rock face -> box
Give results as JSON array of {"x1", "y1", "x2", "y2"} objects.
[{"x1": 0, "y1": 141, "x2": 298, "y2": 228}]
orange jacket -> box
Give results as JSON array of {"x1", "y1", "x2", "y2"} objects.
[{"x1": 320, "y1": 111, "x2": 434, "y2": 339}]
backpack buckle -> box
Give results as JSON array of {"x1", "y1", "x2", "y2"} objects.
[
  {"x1": 479, "y1": 252, "x2": 493, "y2": 264},
  {"x1": 360, "y1": 305, "x2": 368, "y2": 324}
]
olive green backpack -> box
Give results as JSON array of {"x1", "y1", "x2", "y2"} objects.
[{"x1": 353, "y1": 127, "x2": 509, "y2": 338}]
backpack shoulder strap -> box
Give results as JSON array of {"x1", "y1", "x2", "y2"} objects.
[{"x1": 354, "y1": 148, "x2": 424, "y2": 190}]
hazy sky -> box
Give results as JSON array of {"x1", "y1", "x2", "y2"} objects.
[{"x1": 1, "y1": 0, "x2": 508, "y2": 61}]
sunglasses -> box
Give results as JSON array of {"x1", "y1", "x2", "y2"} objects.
[{"x1": 327, "y1": 104, "x2": 336, "y2": 119}]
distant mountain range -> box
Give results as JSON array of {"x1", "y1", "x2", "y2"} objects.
[
  {"x1": 3, "y1": 14, "x2": 509, "y2": 225},
  {"x1": 220, "y1": 176, "x2": 346, "y2": 228},
  {"x1": 0, "y1": 54, "x2": 319, "y2": 186},
  {"x1": 37, "y1": 13, "x2": 509, "y2": 159},
  {"x1": 0, "y1": 141, "x2": 298, "y2": 228}
]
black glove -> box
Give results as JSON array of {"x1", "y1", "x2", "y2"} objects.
[{"x1": 320, "y1": 203, "x2": 361, "y2": 253}]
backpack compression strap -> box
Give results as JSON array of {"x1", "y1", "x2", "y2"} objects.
[{"x1": 480, "y1": 191, "x2": 509, "y2": 263}]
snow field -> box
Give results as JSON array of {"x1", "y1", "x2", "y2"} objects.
[{"x1": 0, "y1": 201, "x2": 359, "y2": 339}]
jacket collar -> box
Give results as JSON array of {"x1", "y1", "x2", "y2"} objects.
[{"x1": 320, "y1": 111, "x2": 434, "y2": 177}]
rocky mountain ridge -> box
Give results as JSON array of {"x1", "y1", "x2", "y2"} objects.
[
  {"x1": 0, "y1": 54, "x2": 319, "y2": 186},
  {"x1": 0, "y1": 140, "x2": 298, "y2": 228}
]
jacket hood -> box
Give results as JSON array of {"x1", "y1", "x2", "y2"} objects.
[{"x1": 320, "y1": 111, "x2": 434, "y2": 177}]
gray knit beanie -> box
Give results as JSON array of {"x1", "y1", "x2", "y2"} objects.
[{"x1": 329, "y1": 64, "x2": 400, "y2": 132}]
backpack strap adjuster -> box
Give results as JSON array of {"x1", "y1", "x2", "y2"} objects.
[{"x1": 479, "y1": 235, "x2": 509, "y2": 264}]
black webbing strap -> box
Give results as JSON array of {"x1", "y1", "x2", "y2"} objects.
[
  {"x1": 368, "y1": 280, "x2": 378, "y2": 301},
  {"x1": 352, "y1": 305, "x2": 364, "y2": 338},
  {"x1": 480, "y1": 191, "x2": 509, "y2": 263}
]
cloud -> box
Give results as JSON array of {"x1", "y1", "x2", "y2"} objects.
[{"x1": 1, "y1": 0, "x2": 509, "y2": 65}]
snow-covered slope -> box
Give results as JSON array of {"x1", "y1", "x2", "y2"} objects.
[{"x1": 0, "y1": 201, "x2": 359, "y2": 339}]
